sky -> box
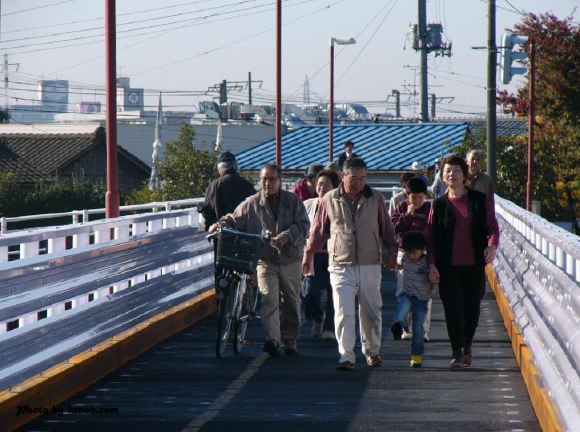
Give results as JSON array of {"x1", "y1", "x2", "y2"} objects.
[{"x1": 1, "y1": 0, "x2": 578, "y2": 118}]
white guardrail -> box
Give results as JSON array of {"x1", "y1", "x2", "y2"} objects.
[
  {"x1": 0, "y1": 200, "x2": 213, "y2": 390},
  {"x1": 0, "y1": 198, "x2": 203, "y2": 235},
  {"x1": 493, "y1": 195, "x2": 580, "y2": 431}
]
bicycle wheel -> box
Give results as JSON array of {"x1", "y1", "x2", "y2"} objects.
[
  {"x1": 232, "y1": 277, "x2": 248, "y2": 354},
  {"x1": 233, "y1": 277, "x2": 259, "y2": 354},
  {"x1": 216, "y1": 277, "x2": 239, "y2": 358}
]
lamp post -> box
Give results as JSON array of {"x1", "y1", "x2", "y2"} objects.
[{"x1": 329, "y1": 36, "x2": 356, "y2": 163}]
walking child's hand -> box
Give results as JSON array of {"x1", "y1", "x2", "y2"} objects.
[
  {"x1": 302, "y1": 260, "x2": 311, "y2": 275},
  {"x1": 429, "y1": 264, "x2": 440, "y2": 284},
  {"x1": 384, "y1": 254, "x2": 397, "y2": 269}
]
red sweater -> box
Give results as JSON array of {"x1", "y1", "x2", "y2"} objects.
[
  {"x1": 293, "y1": 179, "x2": 317, "y2": 201},
  {"x1": 427, "y1": 194, "x2": 499, "y2": 266}
]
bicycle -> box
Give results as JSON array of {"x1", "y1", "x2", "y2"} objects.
[{"x1": 207, "y1": 226, "x2": 271, "y2": 358}]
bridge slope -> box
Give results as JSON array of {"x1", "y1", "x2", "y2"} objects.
[{"x1": 22, "y1": 271, "x2": 540, "y2": 432}]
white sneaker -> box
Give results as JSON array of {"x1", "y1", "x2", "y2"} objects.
[
  {"x1": 401, "y1": 330, "x2": 413, "y2": 340},
  {"x1": 321, "y1": 330, "x2": 336, "y2": 340},
  {"x1": 312, "y1": 320, "x2": 323, "y2": 338}
]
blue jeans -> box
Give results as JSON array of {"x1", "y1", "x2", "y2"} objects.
[
  {"x1": 394, "y1": 293, "x2": 429, "y2": 355},
  {"x1": 301, "y1": 253, "x2": 334, "y2": 332}
]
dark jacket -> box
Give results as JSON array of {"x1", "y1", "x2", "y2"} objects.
[
  {"x1": 337, "y1": 152, "x2": 358, "y2": 171},
  {"x1": 431, "y1": 189, "x2": 488, "y2": 271},
  {"x1": 200, "y1": 171, "x2": 255, "y2": 229}
]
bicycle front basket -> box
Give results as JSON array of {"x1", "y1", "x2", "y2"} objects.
[{"x1": 216, "y1": 228, "x2": 263, "y2": 274}]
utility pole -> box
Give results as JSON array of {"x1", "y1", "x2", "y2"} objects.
[
  {"x1": 487, "y1": 0, "x2": 497, "y2": 186},
  {"x1": 2, "y1": 54, "x2": 19, "y2": 116},
  {"x1": 430, "y1": 93, "x2": 436, "y2": 119},
  {"x1": 4, "y1": 55, "x2": 8, "y2": 113},
  {"x1": 526, "y1": 42, "x2": 536, "y2": 211},
  {"x1": 418, "y1": 0, "x2": 429, "y2": 122},
  {"x1": 392, "y1": 90, "x2": 400, "y2": 117},
  {"x1": 248, "y1": 72, "x2": 252, "y2": 105},
  {"x1": 105, "y1": 0, "x2": 120, "y2": 219}
]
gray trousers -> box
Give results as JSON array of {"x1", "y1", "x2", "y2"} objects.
[{"x1": 256, "y1": 261, "x2": 302, "y2": 345}]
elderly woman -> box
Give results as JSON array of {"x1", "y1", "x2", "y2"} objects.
[
  {"x1": 427, "y1": 156, "x2": 499, "y2": 369},
  {"x1": 302, "y1": 169, "x2": 341, "y2": 339}
]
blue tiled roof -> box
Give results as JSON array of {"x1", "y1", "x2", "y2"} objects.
[{"x1": 236, "y1": 123, "x2": 468, "y2": 170}]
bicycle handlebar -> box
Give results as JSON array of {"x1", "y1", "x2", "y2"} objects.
[{"x1": 206, "y1": 225, "x2": 273, "y2": 243}]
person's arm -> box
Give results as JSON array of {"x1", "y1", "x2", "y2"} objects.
[
  {"x1": 426, "y1": 205, "x2": 440, "y2": 283},
  {"x1": 378, "y1": 195, "x2": 398, "y2": 268},
  {"x1": 217, "y1": 197, "x2": 250, "y2": 232},
  {"x1": 274, "y1": 197, "x2": 310, "y2": 247},
  {"x1": 302, "y1": 198, "x2": 330, "y2": 274},
  {"x1": 200, "y1": 181, "x2": 217, "y2": 230},
  {"x1": 391, "y1": 201, "x2": 412, "y2": 234},
  {"x1": 484, "y1": 196, "x2": 500, "y2": 263}
]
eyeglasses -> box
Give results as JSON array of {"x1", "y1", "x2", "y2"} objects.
[{"x1": 260, "y1": 176, "x2": 280, "y2": 183}]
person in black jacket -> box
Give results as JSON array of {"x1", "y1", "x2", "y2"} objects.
[
  {"x1": 200, "y1": 151, "x2": 255, "y2": 230},
  {"x1": 337, "y1": 140, "x2": 358, "y2": 171}
]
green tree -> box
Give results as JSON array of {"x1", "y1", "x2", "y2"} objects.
[
  {"x1": 494, "y1": 13, "x2": 579, "y2": 227},
  {"x1": 126, "y1": 124, "x2": 218, "y2": 204},
  {"x1": 1, "y1": 174, "x2": 106, "y2": 228},
  {"x1": 0, "y1": 172, "x2": 17, "y2": 217}
]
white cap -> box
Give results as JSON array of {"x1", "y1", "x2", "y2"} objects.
[{"x1": 411, "y1": 161, "x2": 421, "y2": 170}]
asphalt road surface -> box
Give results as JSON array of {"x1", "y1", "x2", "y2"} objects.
[{"x1": 22, "y1": 270, "x2": 540, "y2": 432}]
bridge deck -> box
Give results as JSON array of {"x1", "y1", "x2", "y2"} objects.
[{"x1": 22, "y1": 271, "x2": 540, "y2": 431}]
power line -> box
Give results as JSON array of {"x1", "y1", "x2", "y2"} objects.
[
  {"x1": 6, "y1": 0, "x2": 323, "y2": 56},
  {"x1": 0, "y1": 0, "x2": 274, "y2": 51},
  {"x1": 0, "y1": 0, "x2": 237, "y2": 34},
  {"x1": 0, "y1": 0, "x2": 75, "y2": 17},
  {"x1": 335, "y1": 0, "x2": 400, "y2": 87},
  {"x1": 288, "y1": 0, "x2": 398, "y2": 98},
  {"x1": 0, "y1": 0, "x2": 264, "y2": 45},
  {"x1": 476, "y1": 0, "x2": 519, "y2": 15},
  {"x1": 131, "y1": 0, "x2": 340, "y2": 77},
  {"x1": 503, "y1": 0, "x2": 524, "y2": 16}
]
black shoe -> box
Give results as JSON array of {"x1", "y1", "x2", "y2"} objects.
[
  {"x1": 336, "y1": 360, "x2": 354, "y2": 371},
  {"x1": 284, "y1": 347, "x2": 298, "y2": 356},
  {"x1": 450, "y1": 349, "x2": 463, "y2": 370},
  {"x1": 263, "y1": 340, "x2": 281, "y2": 358},
  {"x1": 463, "y1": 346, "x2": 472, "y2": 367},
  {"x1": 390, "y1": 322, "x2": 403, "y2": 340},
  {"x1": 283, "y1": 340, "x2": 298, "y2": 356}
]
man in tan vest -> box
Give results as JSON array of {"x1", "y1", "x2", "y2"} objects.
[{"x1": 303, "y1": 157, "x2": 398, "y2": 371}]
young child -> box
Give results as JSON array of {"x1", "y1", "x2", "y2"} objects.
[
  {"x1": 391, "y1": 176, "x2": 432, "y2": 341},
  {"x1": 390, "y1": 231, "x2": 434, "y2": 368}
]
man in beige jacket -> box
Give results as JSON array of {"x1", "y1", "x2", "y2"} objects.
[
  {"x1": 466, "y1": 149, "x2": 494, "y2": 198},
  {"x1": 303, "y1": 157, "x2": 398, "y2": 371},
  {"x1": 211, "y1": 164, "x2": 310, "y2": 357}
]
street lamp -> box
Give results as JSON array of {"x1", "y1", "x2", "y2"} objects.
[{"x1": 329, "y1": 36, "x2": 356, "y2": 163}]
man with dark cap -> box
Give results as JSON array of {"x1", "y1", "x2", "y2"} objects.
[
  {"x1": 337, "y1": 140, "x2": 358, "y2": 171},
  {"x1": 200, "y1": 151, "x2": 255, "y2": 230},
  {"x1": 293, "y1": 162, "x2": 324, "y2": 201}
]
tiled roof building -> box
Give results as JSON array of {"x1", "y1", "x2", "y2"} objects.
[{"x1": 0, "y1": 125, "x2": 150, "y2": 193}]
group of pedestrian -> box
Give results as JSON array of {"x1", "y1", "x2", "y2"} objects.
[{"x1": 200, "y1": 145, "x2": 499, "y2": 371}]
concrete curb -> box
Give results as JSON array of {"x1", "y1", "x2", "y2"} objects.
[
  {"x1": 0, "y1": 289, "x2": 216, "y2": 432},
  {"x1": 486, "y1": 266, "x2": 564, "y2": 432}
]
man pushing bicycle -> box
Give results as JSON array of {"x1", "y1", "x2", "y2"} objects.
[{"x1": 209, "y1": 163, "x2": 310, "y2": 357}]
